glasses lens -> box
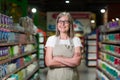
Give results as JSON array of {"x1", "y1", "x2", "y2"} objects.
[{"x1": 58, "y1": 20, "x2": 70, "y2": 24}]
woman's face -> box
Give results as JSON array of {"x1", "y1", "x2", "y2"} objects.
[{"x1": 57, "y1": 16, "x2": 70, "y2": 33}]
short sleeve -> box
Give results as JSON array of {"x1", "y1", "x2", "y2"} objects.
[
  {"x1": 45, "y1": 35, "x2": 56, "y2": 47},
  {"x1": 73, "y1": 37, "x2": 82, "y2": 47}
]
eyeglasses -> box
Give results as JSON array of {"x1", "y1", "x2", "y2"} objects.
[{"x1": 57, "y1": 20, "x2": 70, "y2": 24}]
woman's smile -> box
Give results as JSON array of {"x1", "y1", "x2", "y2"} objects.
[{"x1": 57, "y1": 16, "x2": 70, "y2": 32}]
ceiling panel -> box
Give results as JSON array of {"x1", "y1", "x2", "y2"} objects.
[
  {"x1": 28, "y1": 0, "x2": 120, "y2": 26},
  {"x1": 28, "y1": 0, "x2": 120, "y2": 12}
]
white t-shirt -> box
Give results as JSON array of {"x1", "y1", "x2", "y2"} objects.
[{"x1": 45, "y1": 35, "x2": 82, "y2": 47}]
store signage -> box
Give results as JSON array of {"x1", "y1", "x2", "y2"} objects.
[{"x1": 47, "y1": 12, "x2": 91, "y2": 31}]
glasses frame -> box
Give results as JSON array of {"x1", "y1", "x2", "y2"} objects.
[{"x1": 57, "y1": 20, "x2": 70, "y2": 24}]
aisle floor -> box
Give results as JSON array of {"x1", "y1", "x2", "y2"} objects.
[{"x1": 39, "y1": 60, "x2": 96, "y2": 80}]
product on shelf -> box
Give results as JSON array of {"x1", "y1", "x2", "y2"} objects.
[
  {"x1": 96, "y1": 21, "x2": 120, "y2": 80},
  {"x1": 0, "y1": 14, "x2": 40, "y2": 80},
  {"x1": 85, "y1": 30, "x2": 97, "y2": 67}
]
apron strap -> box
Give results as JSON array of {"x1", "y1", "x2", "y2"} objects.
[
  {"x1": 54, "y1": 36, "x2": 59, "y2": 46},
  {"x1": 69, "y1": 38, "x2": 74, "y2": 47}
]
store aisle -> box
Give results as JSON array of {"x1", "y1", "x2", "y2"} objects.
[
  {"x1": 78, "y1": 68, "x2": 96, "y2": 80},
  {"x1": 77, "y1": 60, "x2": 96, "y2": 80},
  {"x1": 39, "y1": 60, "x2": 96, "y2": 80}
]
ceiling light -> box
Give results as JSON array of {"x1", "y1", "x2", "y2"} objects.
[
  {"x1": 91, "y1": 20, "x2": 95, "y2": 23},
  {"x1": 31, "y1": 8, "x2": 37, "y2": 13},
  {"x1": 100, "y1": 9, "x2": 105, "y2": 13},
  {"x1": 115, "y1": 18, "x2": 119, "y2": 21},
  {"x1": 65, "y1": 0, "x2": 70, "y2": 4},
  {"x1": 112, "y1": 19, "x2": 115, "y2": 22}
]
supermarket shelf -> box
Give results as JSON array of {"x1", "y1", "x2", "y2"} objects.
[
  {"x1": 97, "y1": 22, "x2": 120, "y2": 80},
  {"x1": 0, "y1": 42, "x2": 36, "y2": 47},
  {"x1": 88, "y1": 51, "x2": 96, "y2": 53},
  {"x1": 100, "y1": 50, "x2": 120, "y2": 58},
  {"x1": 88, "y1": 58, "x2": 97, "y2": 60},
  {"x1": 3, "y1": 59, "x2": 38, "y2": 80},
  {"x1": 25, "y1": 66, "x2": 39, "y2": 80},
  {"x1": 0, "y1": 50, "x2": 37, "y2": 65},
  {"x1": 100, "y1": 57, "x2": 120, "y2": 71},
  {"x1": 104, "y1": 27, "x2": 120, "y2": 33},
  {"x1": 98, "y1": 66, "x2": 115, "y2": 80},
  {"x1": 102, "y1": 41, "x2": 120, "y2": 45}
]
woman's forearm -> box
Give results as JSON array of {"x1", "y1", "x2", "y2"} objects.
[
  {"x1": 45, "y1": 47, "x2": 81, "y2": 67},
  {"x1": 46, "y1": 55, "x2": 81, "y2": 67},
  {"x1": 54, "y1": 54, "x2": 81, "y2": 67},
  {"x1": 46, "y1": 58, "x2": 66, "y2": 67},
  {"x1": 45, "y1": 56, "x2": 67, "y2": 67},
  {"x1": 53, "y1": 57, "x2": 75, "y2": 67},
  {"x1": 45, "y1": 47, "x2": 67, "y2": 67}
]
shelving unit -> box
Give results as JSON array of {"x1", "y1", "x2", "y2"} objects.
[
  {"x1": 0, "y1": 34, "x2": 39, "y2": 80},
  {"x1": 96, "y1": 21, "x2": 120, "y2": 80},
  {"x1": 85, "y1": 31, "x2": 97, "y2": 67},
  {"x1": 36, "y1": 29, "x2": 46, "y2": 68},
  {"x1": 0, "y1": 14, "x2": 39, "y2": 80},
  {"x1": 75, "y1": 31, "x2": 85, "y2": 59}
]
